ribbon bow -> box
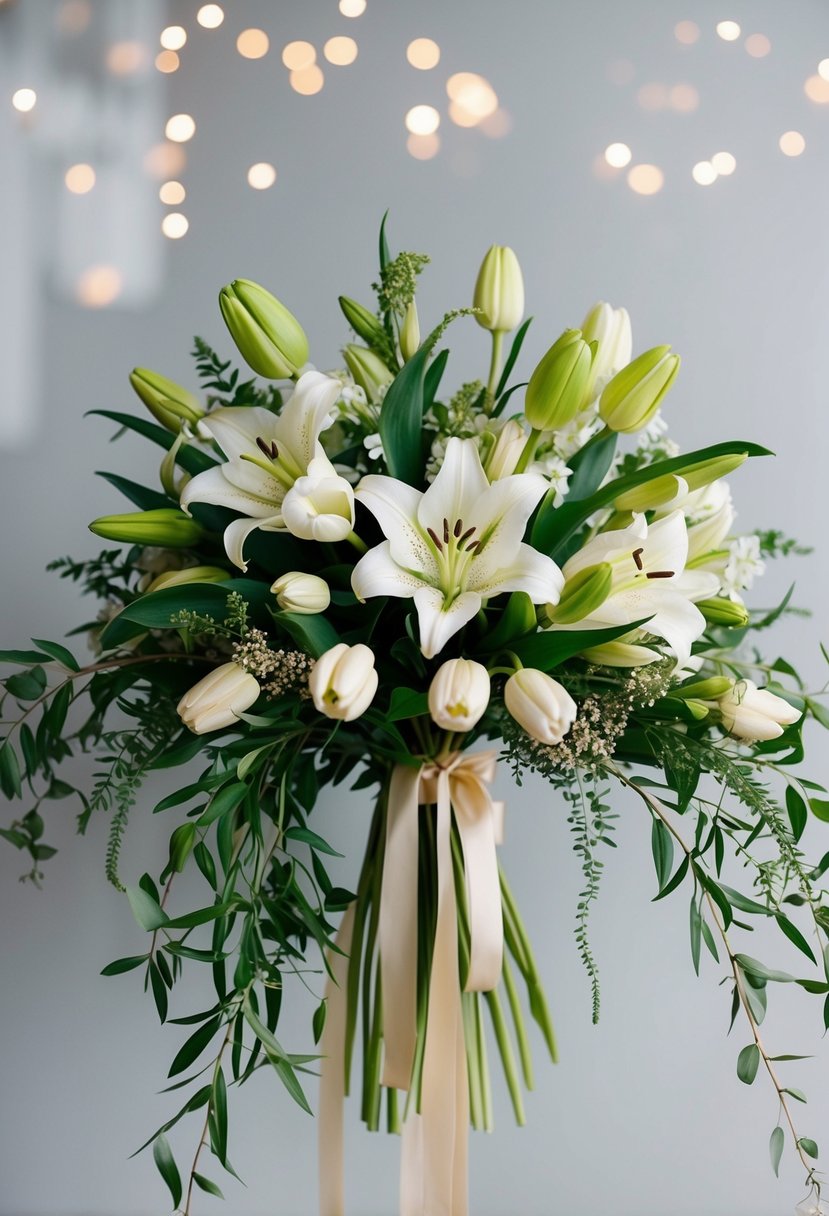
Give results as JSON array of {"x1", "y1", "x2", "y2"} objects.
[{"x1": 319, "y1": 751, "x2": 504, "y2": 1216}]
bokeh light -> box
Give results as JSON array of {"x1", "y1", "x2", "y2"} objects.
[
  {"x1": 446, "y1": 73, "x2": 498, "y2": 125},
  {"x1": 76, "y1": 265, "x2": 122, "y2": 308},
  {"x1": 627, "y1": 164, "x2": 664, "y2": 195},
  {"x1": 324, "y1": 37, "x2": 358, "y2": 66},
  {"x1": 406, "y1": 104, "x2": 440, "y2": 135},
  {"x1": 674, "y1": 21, "x2": 700, "y2": 45},
  {"x1": 289, "y1": 66, "x2": 325, "y2": 95},
  {"x1": 247, "y1": 162, "x2": 277, "y2": 189},
  {"x1": 339, "y1": 0, "x2": 366, "y2": 15},
  {"x1": 162, "y1": 213, "x2": 189, "y2": 239},
  {"x1": 670, "y1": 83, "x2": 699, "y2": 112},
  {"x1": 779, "y1": 130, "x2": 805, "y2": 157},
  {"x1": 282, "y1": 41, "x2": 316, "y2": 70},
  {"x1": 804, "y1": 74, "x2": 829, "y2": 103},
  {"x1": 165, "y1": 113, "x2": 196, "y2": 142},
  {"x1": 407, "y1": 38, "x2": 441, "y2": 70},
  {"x1": 745, "y1": 33, "x2": 771, "y2": 58},
  {"x1": 155, "y1": 51, "x2": 180, "y2": 73},
  {"x1": 407, "y1": 133, "x2": 440, "y2": 160},
  {"x1": 237, "y1": 29, "x2": 270, "y2": 59},
  {"x1": 106, "y1": 41, "x2": 148, "y2": 75},
  {"x1": 159, "y1": 180, "x2": 186, "y2": 205},
  {"x1": 196, "y1": 5, "x2": 224, "y2": 29},
  {"x1": 160, "y1": 26, "x2": 186, "y2": 51},
  {"x1": 12, "y1": 88, "x2": 37, "y2": 113},
  {"x1": 143, "y1": 142, "x2": 187, "y2": 178},
  {"x1": 479, "y1": 108, "x2": 513, "y2": 139},
  {"x1": 692, "y1": 160, "x2": 717, "y2": 185},
  {"x1": 716, "y1": 20, "x2": 741, "y2": 41},
  {"x1": 56, "y1": 1, "x2": 91, "y2": 35},
  {"x1": 65, "y1": 163, "x2": 96, "y2": 194},
  {"x1": 637, "y1": 82, "x2": 668, "y2": 111},
  {"x1": 605, "y1": 142, "x2": 632, "y2": 168},
  {"x1": 711, "y1": 151, "x2": 736, "y2": 175}
]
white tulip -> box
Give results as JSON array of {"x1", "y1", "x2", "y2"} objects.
[
  {"x1": 428, "y1": 658, "x2": 491, "y2": 732},
  {"x1": 581, "y1": 301, "x2": 632, "y2": 394},
  {"x1": 504, "y1": 668, "x2": 577, "y2": 745},
  {"x1": 310, "y1": 643, "x2": 378, "y2": 722},
  {"x1": 177, "y1": 663, "x2": 260, "y2": 735},
  {"x1": 271, "y1": 571, "x2": 331, "y2": 615},
  {"x1": 484, "y1": 419, "x2": 526, "y2": 481},
  {"x1": 717, "y1": 679, "x2": 801, "y2": 742}
]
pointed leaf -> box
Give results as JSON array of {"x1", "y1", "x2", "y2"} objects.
[{"x1": 152, "y1": 1135, "x2": 182, "y2": 1209}]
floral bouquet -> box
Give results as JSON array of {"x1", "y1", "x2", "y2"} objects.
[{"x1": 3, "y1": 220, "x2": 828, "y2": 1216}]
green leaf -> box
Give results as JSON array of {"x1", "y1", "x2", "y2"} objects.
[
  {"x1": 735, "y1": 954, "x2": 796, "y2": 984},
  {"x1": 651, "y1": 819, "x2": 674, "y2": 890},
  {"x1": 312, "y1": 999, "x2": 327, "y2": 1045},
  {"x1": 424, "y1": 348, "x2": 449, "y2": 410},
  {"x1": 0, "y1": 742, "x2": 22, "y2": 799},
  {"x1": 100, "y1": 954, "x2": 147, "y2": 976},
  {"x1": 193, "y1": 1173, "x2": 224, "y2": 1199},
  {"x1": 168, "y1": 1016, "x2": 222, "y2": 1077},
  {"x1": 30, "y1": 638, "x2": 80, "y2": 672},
  {"x1": 651, "y1": 854, "x2": 689, "y2": 901},
  {"x1": 88, "y1": 410, "x2": 216, "y2": 475},
  {"x1": 152, "y1": 1134, "x2": 182, "y2": 1209},
  {"x1": 95, "y1": 470, "x2": 172, "y2": 511},
  {"x1": 776, "y1": 914, "x2": 817, "y2": 965},
  {"x1": 100, "y1": 579, "x2": 272, "y2": 648},
  {"x1": 563, "y1": 429, "x2": 618, "y2": 501},
  {"x1": 271, "y1": 1056, "x2": 313, "y2": 1115},
  {"x1": 126, "y1": 885, "x2": 169, "y2": 931},
  {"x1": 5, "y1": 667, "x2": 48, "y2": 700},
  {"x1": 168, "y1": 822, "x2": 197, "y2": 873},
  {"x1": 799, "y1": 1137, "x2": 819, "y2": 1159},
  {"x1": 387, "y1": 687, "x2": 428, "y2": 722},
  {"x1": 283, "y1": 825, "x2": 343, "y2": 857},
  {"x1": 506, "y1": 617, "x2": 654, "y2": 672},
  {"x1": 783, "y1": 1087, "x2": 808, "y2": 1103},
  {"x1": 212, "y1": 1066, "x2": 228, "y2": 1165},
  {"x1": 0, "y1": 649, "x2": 52, "y2": 665},
  {"x1": 689, "y1": 897, "x2": 702, "y2": 976},
  {"x1": 785, "y1": 786, "x2": 808, "y2": 841},
  {"x1": 494, "y1": 317, "x2": 532, "y2": 401},
  {"x1": 196, "y1": 780, "x2": 247, "y2": 828},
  {"x1": 165, "y1": 901, "x2": 236, "y2": 930},
  {"x1": 378, "y1": 340, "x2": 432, "y2": 486},
  {"x1": 274, "y1": 610, "x2": 339, "y2": 658},
  {"x1": 737, "y1": 1043, "x2": 760, "y2": 1085},
  {"x1": 809, "y1": 797, "x2": 829, "y2": 823},
  {"x1": 769, "y1": 1126, "x2": 784, "y2": 1176}
]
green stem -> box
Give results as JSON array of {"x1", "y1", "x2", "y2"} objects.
[
  {"x1": 346, "y1": 530, "x2": 368, "y2": 555},
  {"x1": 485, "y1": 987, "x2": 526, "y2": 1125},
  {"x1": 514, "y1": 427, "x2": 542, "y2": 475},
  {"x1": 502, "y1": 953, "x2": 534, "y2": 1089},
  {"x1": 487, "y1": 330, "x2": 505, "y2": 402}
]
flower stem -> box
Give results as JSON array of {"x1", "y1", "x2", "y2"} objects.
[
  {"x1": 514, "y1": 427, "x2": 542, "y2": 475},
  {"x1": 487, "y1": 330, "x2": 505, "y2": 403},
  {"x1": 346, "y1": 530, "x2": 368, "y2": 555}
]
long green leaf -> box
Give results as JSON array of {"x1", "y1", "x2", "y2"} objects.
[
  {"x1": 88, "y1": 410, "x2": 216, "y2": 474},
  {"x1": 152, "y1": 1135, "x2": 182, "y2": 1209},
  {"x1": 95, "y1": 471, "x2": 172, "y2": 511},
  {"x1": 500, "y1": 617, "x2": 653, "y2": 671}
]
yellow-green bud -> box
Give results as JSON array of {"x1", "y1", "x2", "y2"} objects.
[
  {"x1": 614, "y1": 473, "x2": 685, "y2": 513},
  {"x1": 129, "y1": 368, "x2": 203, "y2": 433},
  {"x1": 683, "y1": 699, "x2": 711, "y2": 721},
  {"x1": 673, "y1": 676, "x2": 734, "y2": 701},
  {"x1": 145, "y1": 566, "x2": 231, "y2": 593},
  {"x1": 679, "y1": 453, "x2": 747, "y2": 492},
  {"x1": 546, "y1": 562, "x2": 613, "y2": 625},
  {"x1": 599, "y1": 345, "x2": 680, "y2": 433},
  {"x1": 579, "y1": 641, "x2": 661, "y2": 667},
  {"x1": 698, "y1": 598, "x2": 750, "y2": 627},
  {"x1": 343, "y1": 344, "x2": 394, "y2": 402},
  {"x1": 219, "y1": 279, "x2": 309, "y2": 379},
  {"x1": 473, "y1": 245, "x2": 524, "y2": 333},
  {"x1": 338, "y1": 295, "x2": 387, "y2": 349},
  {"x1": 400, "y1": 300, "x2": 421, "y2": 361},
  {"x1": 524, "y1": 329, "x2": 595, "y2": 432},
  {"x1": 89, "y1": 508, "x2": 204, "y2": 548}
]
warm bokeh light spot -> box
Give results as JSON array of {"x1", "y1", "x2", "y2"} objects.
[
  {"x1": 692, "y1": 160, "x2": 717, "y2": 185},
  {"x1": 674, "y1": 21, "x2": 700, "y2": 45},
  {"x1": 56, "y1": 0, "x2": 91, "y2": 34},
  {"x1": 339, "y1": 0, "x2": 366, "y2": 15},
  {"x1": 159, "y1": 180, "x2": 186, "y2": 205},
  {"x1": 143, "y1": 142, "x2": 187, "y2": 178},
  {"x1": 779, "y1": 130, "x2": 805, "y2": 157},
  {"x1": 745, "y1": 33, "x2": 771, "y2": 58},
  {"x1": 65, "y1": 163, "x2": 96, "y2": 194},
  {"x1": 237, "y1": 29, "x2": 270, "y2": 59},
  {"x1": 804, "y1": 73, "x2": 829, "y2": 103},
  {"x1": 711, "y1": 151, "x2": 736, "y2": 175},
  {"x1": 479, "y1": 108, "x2": 513, "y2": 138},
  {"x1": 407, "y1": 133, "x2": 440, "y2": 160},
  {"x1": 289, "y1": 65, "x2": 324, "y2": 95},
  {"x1": 605, "y1": 142, "x2": 632, "y2": 168},
  {"x1": 247, "y1": 162, "x2": 277, "y2": 189},
  {"x1": 637, "y1": 82, "x2": 668, "y2": 111},
  {"x1": 106, "y1": 41, "x2": 148, "y2": 75},
  {"x1": 324, "y1": 36, "x2": 358, "y2": 65},
  {"x1": 282, "y1": 41, "x2": 316, "y2": 70},
  {"x1": 155, "y1": 50, "x2": 180, "y2": 73},
  {"x1": 162, "y1": 212, "x2": 189, "y2": 239},
  {"x1": 12, "y1": 88, "x2": 37, "y2": 113},
  {"x1": 716, "y1": 20, "x2": 741, "y2": 41},
  {"x1": 160, "y1": 26, "x2": 187, "y2": 51},
  {"x1": 407, "y1": 38, "x2": 440, "y2": 69},
  {"x1": 406, "y1": 104, "x2": 440, "y2": 135},
  {"x1": 76, "y1": 265, "x2": 122, "y2": 308},
  {"x1": 165, "y1": 113, "x2": 196, "y2": 142},
  {"x1": 627, "y1": 164, "x2": 664, "y2": 195},
  {"x1": 670, "y1": 83, "x2": 699, "y2": 112},
  {"x1": 196, "y1": 5, "x2": 224, "y2": 29},
  {"x1": 445, "y1": 73, "x2": 498, "y2": 125}
]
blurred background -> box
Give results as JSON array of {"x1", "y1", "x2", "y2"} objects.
[{"x1": 2, "y1": 1, "x2": 829, "y2": 1213}]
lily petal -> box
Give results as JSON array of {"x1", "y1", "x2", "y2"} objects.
[
  {"x1": 417, "y1": 437, "x2": 490, "y2": 540},
  {"x1": 352, "y1": 541, "x2": 423, "y2": 600},
  {"x1": 467, "y1": 540, "x2": 564, "y2": 603},
  {"x1": 274, "y1": 371, "x2": 342, "y2": 470},
  {"x1": 414, "y1": 586, "x2": 482, "y2": 660},
  {"x1": 181, "y1": 464, "x2": 284, "y2": 519},
  {"x1": 355, "y1": 475, "x2": 438, "y2": 579},
  {"x1": 224, "y1": 513, "x2": 283, "y2": 571},
  {"x1": 562, "y1": 515, "x2": 648, "y2": 582}
]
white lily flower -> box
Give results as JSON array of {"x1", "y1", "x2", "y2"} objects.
[
  {"x1": 180, "y1": 370, "x2": 355, "y2": 569},
  {"x1": 557, "y1": 511, "x2": 719, "y2": 666},
  {"x1": 352, "y1": 437, "x2": 564, "y2": 659}
]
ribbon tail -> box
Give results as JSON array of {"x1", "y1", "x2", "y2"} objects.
[
  {"x1": 319, "y1": 901, "x2": 356, "y2": 1216},
  {"x1": 452, "y1": 777, "x2": 504, "y2": 993}
]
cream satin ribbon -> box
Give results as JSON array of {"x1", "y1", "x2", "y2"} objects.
[{"x1": 319, "y1": 751, "x2": 504, "y2": 1216}]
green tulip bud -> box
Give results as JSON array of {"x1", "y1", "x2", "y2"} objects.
[
  {"x1": 343, "y1": 344, "x2": 394, "y2": 402},
  {"x1": 524, "y1": 329, "x2": 595, "y2": 432},
  {"x1": 129, "y1": 368, "x2": 203, "y2": 433},
  {"x1": 145, "y1": 565, "x2": 231, "y2": 593},
  {"x1": 481, "y1": 591, "x2": 537, "y2": 650},
  {"x1": 473, "y1": 245, "x2": 524, "y2": 333},
  {"x1": 219, "y1": 279, "x2": 309, "y2": 379},
  {"x1": 400, "y1": 299, "x2": 421, "y2": 361},
  {"x1": 698, "y1": 598, "x2": 750, "y2": 627},
  {"x1": 683, "y1": 699, "x2": 711, "y2": 721},
  {"x1": 672, "y1": 676, "x2": 734, "y2": 701},
  {"x1": 599, "y1": 345, "x2": 680, "y2": 433},
  {"x1": 613, "y1": 474, "x2": 685, "y2": 513},
  {"x1": 338, "y1": 296, "x2": 387, "y2": 349},
  {"x1": 546, "y1": 562, "x2": 613, "y2": 625},
  {"x1": 678, "y1": 453, "x2": 747, "y2": 492},
  {"x1": 89, "y1": 508, "x2": 204, "y2": 548}
]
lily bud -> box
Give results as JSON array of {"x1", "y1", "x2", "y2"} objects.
[
  {"x1": 581, "y1": 302, "x2": 632, "y2": 396},
  {"x1": 484, "y1": 419, "x2": 526, "y2": 481},
  {"x1": 579, "y1": 641, "x2": 661, "y2": 667},
  {"x1": 698, "y1": 597, "x2": 750, "y2": 627},
  {"x1": 177, "y1": 662, "x2": 260, "y2": 735},
  {"x1": 281, "y1": 470, "x2": 355, "y2": 542},
  {"x1": 145, "y1": 565, "x2": 231, "y2": 593},
  {"x1": 504, "y1": 668, "x2": 577, "y2": 744},
  {"x1": 89, "y1": 508, "x2": 204, "y2": 548},
  {"x1": 673, "y1": 676, "x2": 734, "y2": 701},
  {"x1": 271, "y1": 571, "x2": 331, "y2": 615},
  {"x1": 546, "y1": 562, "x2": 613, "y2": 625},
  {"x1": 343, "y1": 344, "x2": 394, "y2": 402},
  {"x1": 686, "y1": 498, "x2": 734, "y2": 564},
  {"x1": 400, "y1": 299, "x2": 421, "y2": 361},
  {"x1": 717, "y1": 679, "x2": 801, "y2": 742},
  {"x1": 219, "y1": 279, "x2": 309, "y2": 379},
  {"x1": 679, "y1": 453, "x2": 747, "y2": 492},
  {"x1": 524, "y1": 329, "x2": 595, "y2": 432},
  {"x1": 428, "y1": 658, "x2": 491, "y2": 732},
  {"x1": 614, "y1": 474, "x2": 687, "y2": 514},
  {"x1": 473, "y1": 245, "x2": 524, "y2": 333},
  {"x1": 309, "y1": 642, "x2": 378, "y2": 722},
  {"x1": 599, "y1": 345, "x2": 680, "y2": 433},
  {"x1": 130, "y1": 368, "x2": 204, "y2": 432},
  {"x1": 338, "y1": 295, "x2": 387, "y2": 349}
]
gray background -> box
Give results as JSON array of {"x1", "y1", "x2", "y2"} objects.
[{"x1": 2, "y1": 1, "x2": 829, "y2": 1213}]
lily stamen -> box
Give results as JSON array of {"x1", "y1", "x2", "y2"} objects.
[
  {"x1": 427, "y1": 527, "x2": 444, "y2": 552},
  {"x1": 256, "y1": 436, "x2": 279, "y2": 460},
  {"x1": 632, "y1": 547, "x2": 644, "y2": 570},
  {"x1": 645, "y1": 570, "x2": 675, "y2": 579}
]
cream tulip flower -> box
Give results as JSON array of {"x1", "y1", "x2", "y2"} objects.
[
  {"x1": 504, "y1": 669, "x2": 577, "y2": 744},
  {"x1": 716, "y1": 679, "x2": 801, "y2": 742},
  {"x1": 352, "y1": 437, "x2": 564, "y2": 659},
  {"x1": 309, "y1": 643, "x2": 378, "y2": 722},
  {"x1": 428, "y1": 658, "x2": 491, "y2": 731},
  {"x1": 177, "y1": 663, "x2": 260, "y2": 734},
  {"x1": 180, "y1": 370, "x2": 355, "y2": 570}
]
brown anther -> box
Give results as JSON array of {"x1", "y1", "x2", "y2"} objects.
[
  {"x1": 453, "y1": 518, "x2": 463, "y2": 538},
  {"x1": 645, "y1": 570, "x2": 675, "y2": 579},
  {"x1": 256, "y1": 436, "x2": 278, "y2": 460},
  {"x1": 632, "y1": 547, "x2": 644, "y2": 571},
  {"x1": 427, "y1": 526, "x2": 444, "y2": 552},
  {"x1": 457, "y1": 526, "x2": 476, "y2": 549},
  {"x1": 443, "y1": 518, "x2": 450, "y2": 544},
  {"x1": 466, "y1": 539, "x2": 482, "y2": 554}
]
